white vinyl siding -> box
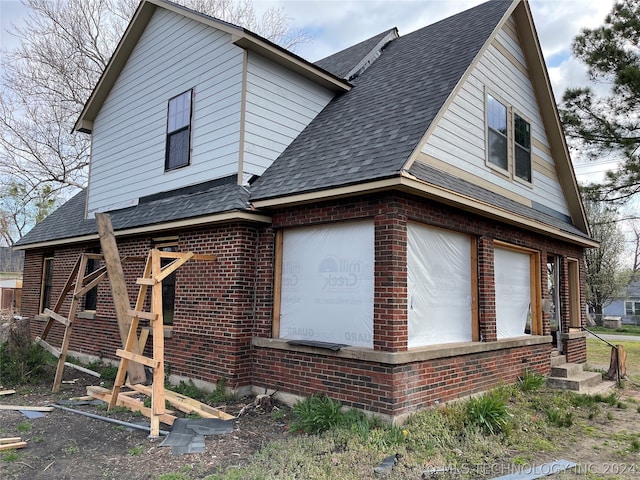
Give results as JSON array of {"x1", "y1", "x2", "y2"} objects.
[
  {"x1": 87, "y1": 9, "x2": 244, "y2": 215},
  {"x1": 243, "y1": 53, "x2": 334, "y2": 176},
  {"x1": 420, "y1": 20, "x2": 569, "y2": 217}
]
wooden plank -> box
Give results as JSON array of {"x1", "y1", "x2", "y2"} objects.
[
  {"x1": 272, "y1": 230, "x2": 283, "y2": 337},
  {"x1": 155, "y1": 252, "x2": 194, "y2": 282},
  {"x1": 136, "y1": 278, "x2": 156, "y2": 286},
  {"x1": 150, "y1": 249, "x2": 165, "y2": 437},
  {"x1": 95, "y1": 213, "x2": 146, "y2": 385},
  {"x1": 43, "y1": 308, "x2": 71, "y2": 327},
  {"x1": 0, "y1": 437, "x2": 22, "y2": 444},
  {"x1": 0, "y1": 390, "x2": 16, "y2": 396},
  {"x1": 191, "y1": 254, "x2": 217, "y2": 261},
  {"x1": 35, "y1": 337, "x2": 61, "y2": 358},
  {"x1": 52, "y1": 256, "x2": 81, "y2": 313},
  {"x1": 0, "y1": 441, "x2": 27, "y2": 451},
  {"x1": 127, "y1": 310, "x2": 158, "y2": 321},
  {"x1": 0, "y1": 405, "x2": 54, "y2": 412},
  {"x1": 74, "y1": 270, "x2": 107, "y2": 297},
  {"x1": 129, "y1": 384, "x2": 234, "y2": 421},
  {"x1": 88, "y1": 386, "x2": 175, "y2": 425},
  {"x1": 63, "y1": 362, "x2": 101, "y2": 378},
  {"x1": 115, "y1": 349, "x2": 159, "y2": 369}
]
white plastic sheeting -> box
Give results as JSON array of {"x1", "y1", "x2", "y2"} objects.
[
  {"x1": 407, "y1": 223, "x2": 472, "y2": 347},
  {"x1": 494, "y1": 247, "x2": 531, "y2": 339},
  {"x1": 279, "y1": 221, "x2": 374, "y2": 348}
]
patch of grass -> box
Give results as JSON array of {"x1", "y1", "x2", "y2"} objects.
[
  {"x1": 63, "y1": 443, "x2": 79, "y2": 455},
  {"x1": 587, "y1": 339, "x2": 640, "y2": 378},
  {"x1": 157, "y1": 474, "x2": 187, "y2": 480},
  {"x1": 547, "y1": 408, "x2": 573, "y2": 427},
  {"x1": 205, "y1": 377, "x2": 235, "y2": 404},
  {"x1": 465, "y1": 391, "x2": 510, "y2": 435},
  {"x1": 631, "y1": 439, "x2": 640, "y2": 452},
  {"x1": 518, "y1": 369, "x2": 546, "y2": 392},
  {"x1": 16, "y1": 421, "x2": 31, "y2": 433},
  {"x1": 127, "y1": 445, "x2": 143, "y2": 456},
  {"x1": 589, "y1": 325, "x2": 640, "y2": 336},
  {"x1": 1, "y1": 451, "x2": 20, "y2": 462},
  {"x1": 84, "y1": 360, "x2": 118, "y2": 382},
  {"x1": 32, "y1": 435, "x2": 45, "y2": 443},
  {"x1": 270, "y1": 406, "x2": 287, "y2": 421}
]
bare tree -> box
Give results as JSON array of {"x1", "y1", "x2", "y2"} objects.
[
  {"x1": 0, "y1": 0, "x2": 310, "y2": 243},
  {"x1": 582, "y1": 187, "x2": 627, "y2": 316}
]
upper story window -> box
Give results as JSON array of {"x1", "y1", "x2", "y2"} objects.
[
  {"x1": 485, "y1": 91, "x2": 533, "y2": 185},
  {"x1": 514, "y1": 114, "x2": 531, "y2": 182},
  {"x1": 487, "y1": 94, "x2": 508, "y2": 171},
  {"x1": 165, "y1": 90, "x2": 192, "y2": 171}
]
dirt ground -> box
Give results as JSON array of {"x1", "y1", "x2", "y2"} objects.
[
  {"x1": 0, "y1": 370, "x2": 292, "y2": 480},
  {"x1": 1, "y1": 369, "x2": 640, "y2": 479}
]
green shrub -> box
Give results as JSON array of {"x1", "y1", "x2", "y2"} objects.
[
  {"x1": 465, "y1": 392, "x2": 510, "y2": 435},
  {"x1": 0, "y1": 340, "x2": 56, "y2": 385},
  {"x1": 518, "y1": 369, "x2": 546, "y2": 392},
  {"x1": 289, "y1": 394, "x2": 343, "y2": 434}
]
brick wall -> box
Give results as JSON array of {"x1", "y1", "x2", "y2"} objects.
[
  {"x1": 22, "y1": 222, "x2": 267, "y2": 388},
  {"x1": 20, "y1": 189, "x2": 587, "y2": 418}
]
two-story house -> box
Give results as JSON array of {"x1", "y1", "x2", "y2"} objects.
[{"x1": 15, "y1": 0, "x2": 597, "y2": 422}]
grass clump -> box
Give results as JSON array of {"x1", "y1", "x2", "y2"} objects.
[
  {"x1": 465, "y1": 391, "x2": 510, "y2": 435},
  {"x1": 289, "y1": 393, "x2": 343, "y2": 434},
  {"x1": 518, "y1": 369, "x2": 546, "y2": 392}
]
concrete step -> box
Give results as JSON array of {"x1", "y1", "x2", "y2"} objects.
[
  {"x1": 550, "y1": 363, "x2": 584, "y2": 378},
  {"x1": 582, "y1": 380, "x2": 617, "y2": 396},
  {"x1": 550, "y1": 354, "x2": 567, "y2": 367},
  {"x1": 547, "y1": 370, "x2": 604, "y2": 392}
]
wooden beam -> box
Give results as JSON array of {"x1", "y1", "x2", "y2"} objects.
[
  {"x1": 95, "y1": 213, "x2": 146, "y2": 385},
  {"x1": 150, "y1": 249, "x2": 165, "y2": 437},
  {"x1": 272, "y1": 230, "x2": 283, "y2": 338},
  {"x1": 53, "y1": 256, "x2": 81, "y2": 313},
  {"x1": 115, "y1": 349, "x2": 159, "y2": 369},
  {"x1": 43, "y1": 308, "x2": 71, "y2": 327},
  {"x1": 155, "y1": 251, "x2": 194, "y2": 282},
  {"x1": 0, "y1": 405, "x2": 54, "y2": 412},
  {"x1": 0, "y1": 390, "x2": 16, "y2": 396},
  {"x1": 88, "y1": 386, "x2": 176, "y2": 425},
  {"x1": 127, "y1": 310, "x2": 158, "y2": 321},
  {"x1": 64, "y1": 362, "x2": 101, "y2": 378},
  {"x1": 0, "y1": 440, "x2": 27, "y2": 451},
  {"x1": 35, "y1": 337, "x2": 61, "y2": 358}
]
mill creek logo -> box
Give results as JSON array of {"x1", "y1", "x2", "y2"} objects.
[
  {"x1": 318, "y1": 256, "x2": 363, "y2": 290},
  {"x1": 282, "y1": 262, "x2": 302, "y2": 287}
]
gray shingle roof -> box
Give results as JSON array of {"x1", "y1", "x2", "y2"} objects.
[
  {"x1": 407, "y1": 162, "x2": 591, "y2": 240},
  {"x1": 250, "y1": 0, "x2": 512, "y2": 202},
  {"x1": 314, "y1": 28, "x2": 398, "y2": 79},
  {"x1": 15, "y1": 177, "x2": 251, "y2": 247}
]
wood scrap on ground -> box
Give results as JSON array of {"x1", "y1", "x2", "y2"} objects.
[
  {"x1": 0, "y1": 437, "x2": 27, "y2": 451},
  {"x1": 0, "y1": 389, "x2": 16, "y2": 396},
  {"x1": 0, "y1": 405, "x2": 54, "y2": 412}
]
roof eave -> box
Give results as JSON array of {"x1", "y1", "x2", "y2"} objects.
[
  {"x1": 13, "y1": 209, "x2": 272, "y2": 251},
  {"x1": 251, "y1": 174, "x2": 598, "y2": 248}
]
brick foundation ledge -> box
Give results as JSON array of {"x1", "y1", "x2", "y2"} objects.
[{"x1": 252, "y1": 335, "x2": 552, "y2": 365}]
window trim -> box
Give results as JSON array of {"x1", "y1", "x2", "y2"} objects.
[
  {"x1": 40, "y1": 256, "x2": 54, "y2": 314},
  {"x1": 406, "y1": 222, "x2": 479, "y2": 347},
  {"x1": 493, "y1": 240, "x2": 542, "y2": 336},
  {"x1": 165, "y1": 89, "x2": 193, "y2": 171},
  {"x1": 486, "y1": 92, "x2": 510, "y2": 175},
  {"x1": 567, "y1": 258, "x2": 581, "y2": 328},
  {"x1": 484, "y1": 89, "x2": 534, "y2": 186}
]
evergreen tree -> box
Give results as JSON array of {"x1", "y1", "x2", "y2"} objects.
[{"x1": 560, "y1": 0, "x2": 640, "y2": 202}]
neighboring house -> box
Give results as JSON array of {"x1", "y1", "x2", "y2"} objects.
[
  {"x1": 0, "y1": 247, "x2": 24, "y2": 313},
  {"x1": 603, "y1": 281, "x2": 640, "y2": 326},
  {"x1": 14, "y1": 0, "x2": 597, "y2": 422}
]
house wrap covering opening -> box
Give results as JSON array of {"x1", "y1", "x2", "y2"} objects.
[
  {"x1": 495, "y1": 247, "x2": 531, "y2": 338},
  {"x1": 407, "y1": 223, "x2": 472, "y2": 347},
  {"x1": 279, "y1": 221, "x2": 374, "y2": 348}
]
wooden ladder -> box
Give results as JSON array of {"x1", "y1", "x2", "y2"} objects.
[{"x1": 35, "y1": 252, "x2": 108, "y2": 392}]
